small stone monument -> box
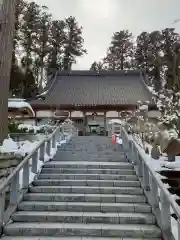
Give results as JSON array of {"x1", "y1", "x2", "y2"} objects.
[{"x1": 151, "y1": 142, "x2": 161, "y2": 159}]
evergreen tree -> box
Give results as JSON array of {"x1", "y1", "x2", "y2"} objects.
[
  {"x1": 90, "y1": 61, "x2": 104, "y2": 71},
  {"x1": 106, "y1": 30, "x2": 134, "y2": 70},
  {"x1": 10, "y1": 0, "x2": 27, "y2": 96},
  {"x1": 48, "y1": 20, "x2": 66, "y2": 71},
  {"x1": 63, "y1": 16, "x2": 87, "y2": 70},
  {"x1": 20, "y1": 1, "x2": 41, "y2": 97},
  {"x1": 148, "y1": 31, "x2": 163, "y2": 92},
  {"x1": 33, "y1": 5, "x2": 52, "y2": 90},
  {"x1": 135, "y1": 32, "x2": 150, "y2": 69},
  {"x1": 162, "y1": 28, "x2": 180, "y2": 90}
]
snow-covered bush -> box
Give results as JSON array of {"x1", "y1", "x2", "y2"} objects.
[
  {"x1": 153, "y1": 90, "x2": 180, "y2": 138},
  {"x1": 8, "y1": 120, "x2": 55, "y2": 134}
]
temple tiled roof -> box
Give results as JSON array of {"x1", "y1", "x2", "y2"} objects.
[{"x1": 30, "y1": 70, "x2": 153, "y2": 109}]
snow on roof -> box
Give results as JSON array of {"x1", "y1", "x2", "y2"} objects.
[
  {"x1": 108, "y1": 119, "x2": 124, "y2": 125},
  {"x1": 8, "y1": 98, "x2": 35, "y2": 117}
]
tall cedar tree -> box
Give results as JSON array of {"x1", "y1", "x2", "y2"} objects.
[
  {"x1": 48, "y1": 20, "x2": 66, "y2": 71},
  {"x1": 10, "y1": 0, "x2": 27, "y2": 96},
  {"x1": 148, "y1": 31, "x2": 163, "y2": 92},
  {"x1": 63, "y1": 16, "x2": 87, "y2": 70},
  {"x1": 162, "y1": 28, "x2": 180, "y2": 90},
  {"x1": 0, "y1": 1, "x2": 17, "y2": 142},
  {"x1": 106, "y1": 30, "x2": 134, "y2": 70},
  {"x1": 20, "y1": 1, "x2": 41, "y2": 98},
  {"x1": 135, "y1": 32, "x2": 150, "y2": 69},
  {"x1": 10, "y1": 1, "x2": 87, "y2": 96},
  {"x1": 33, "y1": 6, "x2": 52, "y2": 91}
]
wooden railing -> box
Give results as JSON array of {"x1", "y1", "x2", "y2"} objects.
[
  {"x1": 0, "y1": 124, "x2": 75, "y2": 234},
  {"x1": 121, "y1": 126, "x2": 180, "y2": 240}
]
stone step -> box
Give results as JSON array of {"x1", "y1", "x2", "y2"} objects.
[
  {"x1": 11, "y1": 211, "x2": 156, "y2": 224},
  {"x1": 53, "y1": 152, "x2": 126, "y2": 157},
  {"x1": 52, "y1": 159, "x2": 127, "y2": 162},
  {"x1": 24, "y1": 193, "x2": 147, "y2": 203},
  {"x1": 53, "y1": 159, "x2": 127, "y2": 163},
  {"x1": 43, "y1": 161, "x2": 133, "y2": 169},
  {"x1": 4, "y1": 223, "x2": 161, "y2": 238},
  {"x1": 29, "y1": 186, "x2": 143, "y2": 195},
  {"x1": 54, "y1": 153, "x2": 125, "y2": 156},
  {"x1": 0, "y1": 237, "x2": 162, "y2": 240},
  {"x1": 38, "y1": 173, "x2": 138, "y2": 181},
  {"x1": 41, "y1": 168, "x2": 136, "y2": 175},
  {"x1": 52, "y1": 156, "x2": 127, "y2": 161},
  {"x1": 33, "y1": 179, "x2": 140, "y2": 187},
  {"x1": 18, "y1": 201, "x2": 152, "y2": 213}
]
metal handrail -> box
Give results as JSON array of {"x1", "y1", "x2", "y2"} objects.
[{"x1": 121, "y1": 126, "x2": 180, "y2": 240}]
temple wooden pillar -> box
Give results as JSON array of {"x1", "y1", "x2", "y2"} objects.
[
  {"x1": 83, "y1": 112, "x2": 87, "y2": 136},
  {"x1": 69, "y1": 111, "x2": 72, "y2": 120},
  {"x1": 104, "y1": 111, "x2": 107, "y2": 136}
]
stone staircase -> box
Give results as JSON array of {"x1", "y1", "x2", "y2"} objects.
[{"x1": 2, "y1": 136, "x2": 162, "y2": 239}]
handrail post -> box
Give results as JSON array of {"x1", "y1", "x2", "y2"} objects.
[
  {"x1": 39, "y1": 142, "x2": 45, "y2": 162},
  {"x1": 150, "y1": 176, "x2": 159, "y2": 208},
  {"x1": 128, "y1": 140, "x2": 132, "y2": 161},
  {"x1": 23, "y1": 160, "x2": 29, "y2": 188},
  {"x1": 131, "y1": 142, "x2": 136, "y2": 165},
  {"x1": 10, "y1": 172, "x2": 19, "y2": 205},
  {"x1": 177, "y1": 219, "x2": 180, "y2": 240},
  {"x1": 52, "y1": 134, "x2": 56, "y2": 148},
  {"x1": 32, "y1": 150, "x2": 38, "y2": 173},
  {"x1": 55, "y1": 127, "x2": 60, "y2": 143},
  {"x1": 61, "y1": 126, "x2": 65, "y2": 140},
  {"x1": 136, "y1": 152, "x2": 143, "y2": 177},
  {"x1": 46, "y1": 139, "x2": 51, "y2": 156},
  {"x1": 142, "y1": 163, "x2": 150, "y2": 190},
  {"x1": 135, "y1": 147, "x2": 139, "y2": 166},
  {"x1": 160, "y1": 190, "x2": 171, "y2": 236},
  {"x1": 0, "y1": 192, "x2": 5, "y2": 234}
]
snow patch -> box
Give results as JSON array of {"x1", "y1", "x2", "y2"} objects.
[
  {"x1": 109, "y1": 119, "x2": 123, "y2": 125},
  {"x1": 8, "y1": 98, "x2": 35, "y2": 117},
  {"x1": 0, "y1": 138, "x2": 40, "y2": 156},
  {"x1": 171, "y1": 217, "x2": 178, "y2": 240},
  {"x1": 139, "y1": 105, "x2": 148, "y2": 111},
  {"x1": 117, "y1": 138, "x2": 122, "y2": 145},
  {"x1": 162, "y1": 161, "x2": 180, "y2": 170}
]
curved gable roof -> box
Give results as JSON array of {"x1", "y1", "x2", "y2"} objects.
[{"x1": 30, "y1": 70, "x2": 153, "y2": 109}]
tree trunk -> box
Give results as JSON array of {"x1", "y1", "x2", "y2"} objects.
[
  {"x1": 120, "y1": 55, "x2": 124, "y2": 70},
  {"x1": 39, "y1": 65, "x2": 44, "y2": 92},
  {"x1": 0, "y1": 0, "x2": 16, "y2": 142}
]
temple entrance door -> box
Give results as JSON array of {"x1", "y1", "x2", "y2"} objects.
[
  {"x1": 89, "y1": 124, "x2": 99, "y2": 135},
  {"x1": 88, "y1": 123, "x2": 105, "y2": 135},
  {"x1": 85, "y1": 112, "x2": 106, "y2": 135}
]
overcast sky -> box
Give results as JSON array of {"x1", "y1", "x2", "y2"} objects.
[{"x1": 32, "y1": 0, "x2": 180, "y2": 69}]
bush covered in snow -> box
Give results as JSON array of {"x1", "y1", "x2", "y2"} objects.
[{"x1": 8, "y1": 120, "x2": 55, "y2": 134}]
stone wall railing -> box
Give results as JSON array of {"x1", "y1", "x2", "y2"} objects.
[
  {"x1": 0, "y1": 124, "x2": 73, "y2": 234},
  {"x1": 121, "y1": 126, "x2": 180, "y2": 240}
]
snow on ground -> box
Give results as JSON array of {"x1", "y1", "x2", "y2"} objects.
[
  {"x1": 117, "y1": 133, "x2": 167, "y2": 171},
  {"x1": 0, "y1": 138, "x2": 40, "y2": 157}
]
